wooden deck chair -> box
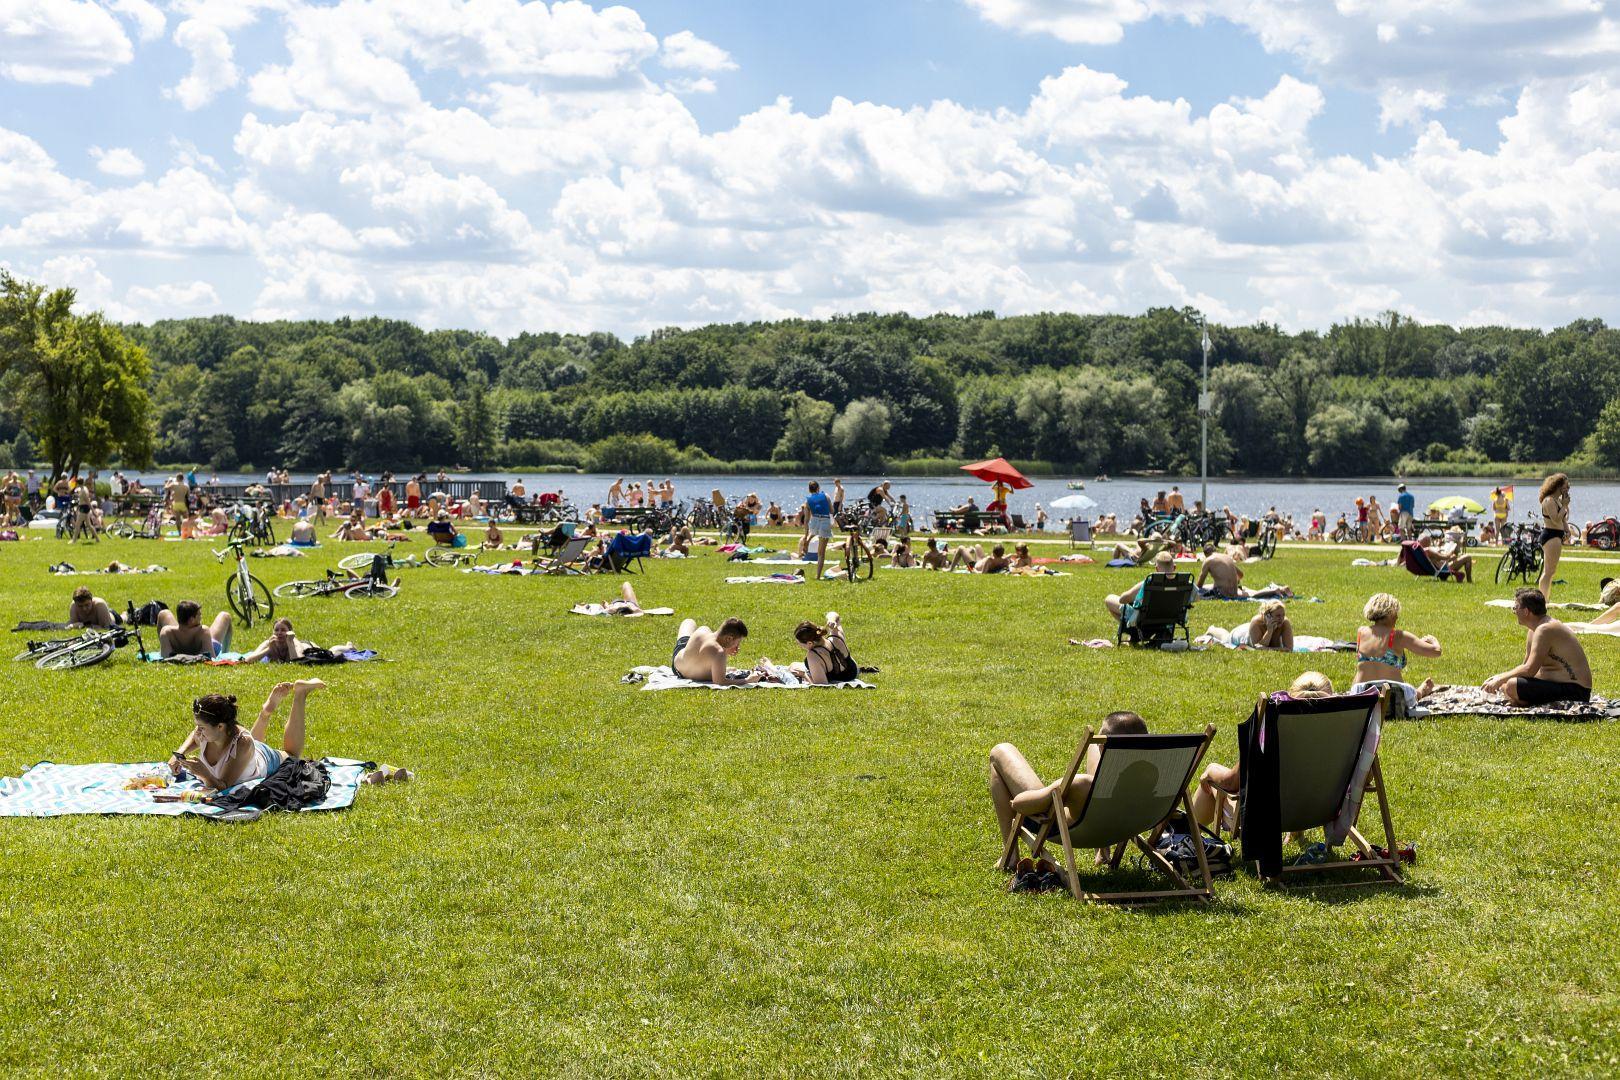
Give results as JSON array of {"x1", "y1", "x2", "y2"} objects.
[
  {"x1": 1068, "y1": 519, "x2": 1093, "y2": 548},
  {"x1": 1116, "y1": 572, "x2": 1195, "y2": 645},
  {"x1": 1000, "y1": 725, "x2": 1218, "y2": 904},
  {"x1": 1215, "y1": 688, "x2": 1402, "y2": 888},
  {"x1": 536, "y1": 536, "x2": 592, "y2": 575}
]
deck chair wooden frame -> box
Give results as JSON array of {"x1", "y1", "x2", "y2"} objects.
[
  {"x1": 535, "y1": 536, "x2": 592, "y2": 575},
  {"x1": 999, "y1": 724, "x2": 1218, "y2": 904},
  {"x1": 1214, "y1": 688, "x2": 1402, "y2": 889},
  {"x1": 1116, "y1": 572, "x2": 1195, "y2": 646},
  {"x1": 1068, "y1": 518, "x2": 1094, "y2": 549}
]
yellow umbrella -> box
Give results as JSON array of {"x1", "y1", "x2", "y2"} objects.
[{"x1": 1428, "y1": 495, "x2": 1484, "y2": 514}]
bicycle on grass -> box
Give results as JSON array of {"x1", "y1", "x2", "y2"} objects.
[
  {"x1": 1495, "y1": 523, "x2": 1544, "y2": 585},
  {"x1": 214, "y1": 540, "x2": 273, "y2": 627},
  {"x1": 13, "y1": 603, "x2": 147, "y2": 670},
  {"x1": 337, "y1": 540, "x2": 423, "y2": 573},
  {"x1": 838, "y1": 523, "x2": 879, "y2": 583},
  {"x1": 425, "y1": 544, "x2": 480, "y2": 568},
  {"x1": 227, "y1": 502, "x2": 277, "y2": 546},
  {"x1": 273, "y1": 566, "x2": 398, "y2": 600}
]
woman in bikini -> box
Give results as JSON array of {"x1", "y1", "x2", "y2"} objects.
[
  {"x1": 167, "y1": 681, "x2": 325, "y2": 790},
  {"x1": 1351, "y1": 592, "x2": 1442, "y2": 711},
  {"x1": 792, "y1": 612, "x2": 860, "y2": 685},
  {"x1": 1537, "y1": 472, "x2": 1570, "y2": 601}
]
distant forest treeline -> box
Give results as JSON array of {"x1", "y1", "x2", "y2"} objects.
[{"x1": 8, "y1": 299, "x2": 1620, "y2": 478}]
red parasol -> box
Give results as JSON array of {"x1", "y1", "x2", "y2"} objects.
[{"x1": 959, "y1": 457, "x2": 1033, "y2": 491}]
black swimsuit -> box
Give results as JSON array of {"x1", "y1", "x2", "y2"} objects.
[
  {"x1": 810, "y1": 639, "x2": 859, "y2": 683},
  {"x1": 672, "y1": 634, "x2": 691, "y2": 671}
]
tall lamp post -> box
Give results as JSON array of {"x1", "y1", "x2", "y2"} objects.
[{"x1": 1198, "y1": 318, "x2": 1211, "y2": 510}]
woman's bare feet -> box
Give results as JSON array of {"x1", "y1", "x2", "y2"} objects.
[
  {"x1": 266, "y1": 682, "x2": 295, "y2": 707},
  {"x1": 1416, "y1": 677, "x2": 1436, "y2": 699},
  {"x1": 291, "y1": 678, "x2": 326, "y2": 695}
]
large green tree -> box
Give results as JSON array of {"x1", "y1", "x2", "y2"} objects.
[{"x1": 0, "y1": 273, "x2": 152, "y2": 480}]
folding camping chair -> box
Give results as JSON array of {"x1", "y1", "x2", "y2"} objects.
[
  {"x1": 1397, "y1": 540, "x2": 1454, "y2": 582},
  {"x1": 1116, "y1": 572, "x2": 1195, "y2": 645},
  {"x1": 603, "y1": 532, "x2": 652, "y2": 573},
  {"x1": 535, "y1": 536, "x2": 592, "y2": 575},
  {"x1": 1000, "y1": 724, "x2": 1218, "y2": 904},
  {"x1": 1068, "y1": 519, "x2": 1094, "y2": 549},
  {"x1": 1215, "y1": 688, "x2": 1403, "y2": 888}
]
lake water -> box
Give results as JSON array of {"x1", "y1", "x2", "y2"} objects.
[{"x1": 129, "y1": 470, "x2": 1620, "y2": 525}]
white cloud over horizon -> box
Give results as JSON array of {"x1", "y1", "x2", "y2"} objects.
[{"x1": 1, "y1": 0, "x2": 1620, "y2": 335}]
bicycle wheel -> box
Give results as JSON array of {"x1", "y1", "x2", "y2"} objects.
[
  {"x1": 107, "y1": 522, "x2": 135, "y2": 539},
  {"x1": 343, "y1": 581, "x2": 397, "y2": 599},
  {"x1": 36, "y1": 639, "x2": 114, "y2": 669},
  {"x1": 273, "y1": 580, "x2": 329, "y2": 598},
  {"x1": 1259, "y1": 530, "x2": 1277, "y2": 560},
  {"x1": 860, "y1": 549, "x2": 875, "y2": 579},
  {"x1": 14, "y1": 641, "x2": 71, "y2": 662},
  {"x1": 227, "y1": 572, "x2": 274, "y2": 625},
  {"x1": 425, "y1": 548, "x2": 459, "y2": 567},
  {"x1": 1495, "y1": 550, "x2": 1516, "y2": 585},
  {"x1": 259, "y1": 521, "x2": 277, "y2": 545},
  {"x1": 337, "y1": 552, "x2": 376, "y2": 572}
]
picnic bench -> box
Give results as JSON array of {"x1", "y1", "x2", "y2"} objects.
[{"x1": 932, "y1": 509, "x2": 1007, "y2": 532}]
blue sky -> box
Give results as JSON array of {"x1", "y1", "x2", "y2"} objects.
[{"x1": 2, "y1": 1, "x2": 1619, "y2": 334}]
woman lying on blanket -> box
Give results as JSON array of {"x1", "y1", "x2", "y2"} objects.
[
  {"x1": 168, "y1": 681, "x2": 324, "y2": 791},
  {"x1": 239, "y1": 617, "x2": 357, "y2": 663},
  {"x1": 1190, "y1": 672, "x2": 1334, "y2": 829},
  {"x1": 1351, "y1": 592, "x2": 1441, "y2": 710},
  {"x1": 1198, "y1": 599, "x2": 1295, "y2": 650},
  {"x1": 603, "y1": 582, "x2": 646, "y2": 616},
  {"x1": 790, "y1": 612, "x2": 859, "y2": 684},
  {"x1": 947, "y1": 543, "x2": 1011, "y2": 573}
]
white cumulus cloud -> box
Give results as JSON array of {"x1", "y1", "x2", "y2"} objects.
[
  {"x1": 90, "y1": 146, "x2": 146, "y2": 177},
  {"x1": 660, "y1": 30, "x2": 737, "y2": 72}
]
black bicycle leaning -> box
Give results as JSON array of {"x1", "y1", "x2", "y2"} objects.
[
  {"x1": 13, "y1": 603, "x2": 147, "y2": 669},
  {"x1": 227, "y1": 503, "x2": 277, "y2": 546},
  {"x1": 1495, "y1": 523, "x2": 1544, "y2": 585}
]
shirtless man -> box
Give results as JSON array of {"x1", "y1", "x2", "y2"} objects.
[
  {"x1": 68, "y1": 586, "x2": 117, "y2": 628},
  {"x1": 1483, "y1": 588, "x2": 1593, "y2": 705},
  {"x1": 921, "y1": 537, "x2": 948, "y2": 570},
  {"x1": 671, "y1": 617, "x2": 761, "y2": 684},
  {"x1": 948, "y1": 543, "x2": 1011, "y2": 573},
  {"x1": 290, "y1": 519, "x2": 317, "y2": 545},
  {"x1": 158, "y1": 600, "x2": 233, "y2": 658},
  {"x1": 608, "y1": 477, "x2": 625, "y2": 506},
  {"x1": 1197, "y1": 545, "x2": 1293, "y2": 599}
]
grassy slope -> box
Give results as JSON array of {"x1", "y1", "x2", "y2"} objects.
[{"x1": 0, "y1": 533, "x2": 1618, "y2": 1077}]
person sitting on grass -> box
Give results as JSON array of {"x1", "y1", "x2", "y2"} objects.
[
  {"x1": 1009, "y1": 542, "x2": 1034, "y2": 569},
  {"x1": 891, "y1": 539, "x2": 916, "y2": 568},
  {"x1": 158, "y1": 600, "x2": 234, "y2": 658},
  {"x1": 789, "y1": 612, "x2": 861, "y2": 684},
  {"x1": 1482, "y1": 588, "x2": 1593, "y2": 705},
  {"x1": 68, "y1": 585, "x2": 117, "y2": 628},
  {"x1": 920, "y1": 537, "x2": 948, "y2": 570},
  {"x1": 483, "y1": 521, "x2": 505, "y2": 549},
  {"x1": 168, "y1": 681, "x2": 324, "y2": 790},
  {"x1": 1350, "y1": 592, "x2": 1441, "y2": 711},
  {"x1": 671, "y1": 617, "x2": 762, "y2": 684},
  {"x1": 989, "y1": 710, "x2": 1151, "y2": 884},
  {"x1": 1200, "y1": 598, "x2": 1294, "y2": 650},
  {"x1": 1104, "y1": 550, "x2": 1179, "y2": 622},
  {"x1": 662, "y1": 526, "x2": 693, "y2": 556},
  {"x1": 1190, "y1": 672, "x2": 1335, "y2": 829},
  {"x1": 333, "y1": 510, "x2": 371, "y2": 542},
  {"x1": 239, "y1": 617, "x2": 356, "y2": 663}
]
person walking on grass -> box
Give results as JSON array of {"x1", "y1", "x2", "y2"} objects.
[{"x1": 1537, "y1": 473, "x2": 1570, "y2": 601}]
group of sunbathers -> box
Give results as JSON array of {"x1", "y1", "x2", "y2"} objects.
[{"x1": 670, "y1": 612, "x2": 861, "y2": 685}]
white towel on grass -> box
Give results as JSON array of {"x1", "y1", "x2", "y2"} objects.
[
  {"x1": 570, "y1": 604, "x2": 675, "y2": 617},
  {"x1": 629, "y1": 665, "x2": 874, "y2": 691},
  {"x1": 724, "y1": 574, "x2": 805, "y2": 585}
]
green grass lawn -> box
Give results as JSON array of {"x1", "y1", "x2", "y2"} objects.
[{"x1": 2, "y1": 532, "x2": 1619, "y2": 1076}]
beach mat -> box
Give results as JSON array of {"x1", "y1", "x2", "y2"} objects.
[
  {"x1": 624, "y1": 665, "x2": 874, "y2": 691},
  {"x1": 570, "y1": 604, "x2": 675, "y2": 617},
  {"x1": 0, "y1": 758, "x2": 372, "y2": 818},
  {"x1": 1417, "y1": 685, "x2": 1618, "y2": 721}
]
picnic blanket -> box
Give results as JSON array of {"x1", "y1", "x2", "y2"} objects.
[
  {"x1": 1484, "y1": 599, "x2": 1605, "y2": 612},
  {"x1": 570, "y1": 604, "x2": 675, "y2": 617},
  {"x1": 725, "y1": 574, "x2": 805, "y2": 584},
  {"x1": 13, "y1": 620, "x2": 76, "y2": 632},
  {"x1": 1196, "y1": 586, "x2": 1321, "y2": 603},
  {"x1": 141, "y1": 649, "x2": 382, "y2": 665},
  {"x1": 1195, "y1": 628, "x2": 1353, "y2": 653},
  {"x1": 1417, "y1": 685, "x2": 1620, "y2": 721},
  {"x1": 624, "y1": 664, "x2": 874, "y2": 691},
  {"x1": 0, "y1": 757, "x2": 372, "y2": 818},
  {"x1": 47, "y1": 564, "x2": 167, "y2": 575},
  {"x1": 464, "y1": 562, "x2": 540, "y2": 575}
]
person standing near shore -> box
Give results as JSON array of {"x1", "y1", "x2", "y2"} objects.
[
  {"x1": 1538, "y1": 473, "x2": 1571, "y2": 601},
  {"x1": 804, "y1": 480, "x2": 835, "y2": 580},
  {"x1": 1395, "y1": 483, "x2": 1416, "y2": 538},
  {"x1": 1491, "y1": 486, "x2": 1512, "y2": 536},
  {"x1": 832, "y1": 479, "x2": 845, "y2": 518}
]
